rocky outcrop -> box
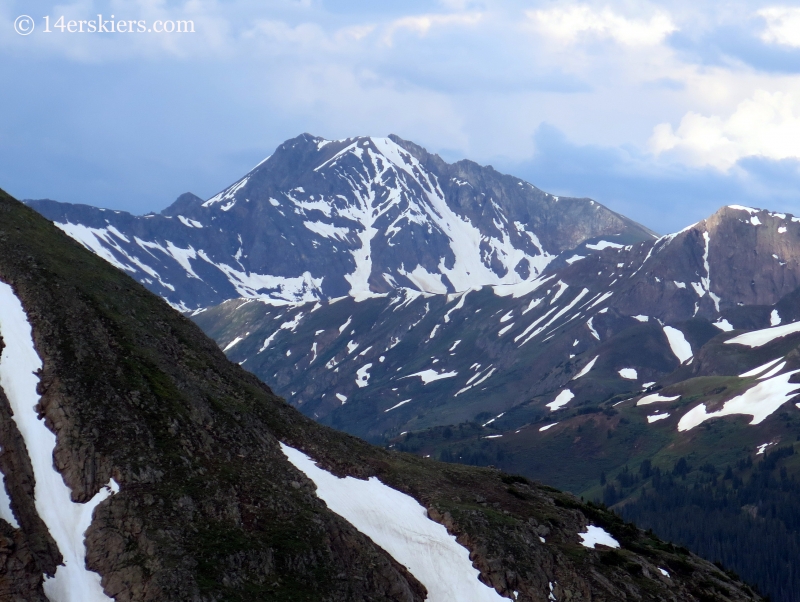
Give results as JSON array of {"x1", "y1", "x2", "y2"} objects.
[{"x1": 0, "y1": 520, "x2": 48, "y2": 602}]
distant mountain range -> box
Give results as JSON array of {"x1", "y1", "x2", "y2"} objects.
[{"x1": 27, "y1": 133, "x2": 800, "y2": 602}]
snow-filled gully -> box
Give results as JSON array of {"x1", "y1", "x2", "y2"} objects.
[
  {"x1": 281, "y1": 443, "x2": 505, "y2": 602},
  {"x1": 0, "y1": 281, "x2": 117, "y2": 602}
]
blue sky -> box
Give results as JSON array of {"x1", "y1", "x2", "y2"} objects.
[{"x1": 2, "y1": 1, "x2": 800, "y2": 233}]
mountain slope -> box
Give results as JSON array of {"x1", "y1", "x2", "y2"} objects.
[
  {"x1": 0, "y1": 189, "x2": 761, "y2": 600},
  {"x1": 29, "y1": 133, "x2": 654, "y2": 311},
  {"x1": 192, "y1": 204, "x2": 800, "y2": 601},
  {"x1": 195, "y1": 204, "x2": 800, "y2": 441}
]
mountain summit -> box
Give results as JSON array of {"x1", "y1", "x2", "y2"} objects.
[{"x1": 29, "y1": 134, "x2": 654, "y2": 311}]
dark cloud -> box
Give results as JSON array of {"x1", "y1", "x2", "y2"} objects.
[{"x1": 498, "y1": 124, "x2": 800, "y2": 234}]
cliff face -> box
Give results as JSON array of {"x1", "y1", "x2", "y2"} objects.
[{"x1": 0, "y1": 188, "x2": 761, "y2": 601}]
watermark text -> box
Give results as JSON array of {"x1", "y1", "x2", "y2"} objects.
[{"x1": 14, "y1": 15, "x2": 196, "y2": 35}]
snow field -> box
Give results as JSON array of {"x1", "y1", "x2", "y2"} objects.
[
  {"x1": 280, "y1": 444, "x2": 505, "y2": 602},
  {"x1": 0, "y1": 281, "x2": 117, "y2": 601}
]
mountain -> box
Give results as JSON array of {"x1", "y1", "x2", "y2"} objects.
[
  {"x1": 193, "y1": 204, "x2": 800, "y2": 601},
  {"x1": 194, "y1": 204, "x2": 800, "y2": 440},
  {"x1": 25, "y1": 134, "x2": 800, "y2": 600},
  {"x1": 0, "y1": 188, "x2": 761, "y2": 600},
  {"x1": 28, "y1": 133, "x2": 654, "y2": 311}
]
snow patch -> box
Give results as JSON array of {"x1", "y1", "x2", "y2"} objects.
[
  {"x1": 0, "y1": 281, "x2": 117, "y2": 601},
  {"x1": 303, "y1": 221, "x2": 350, "y2": 241},
  {"x1": 355, "y1": 364, "x2": 373, "y2": 388},
  {"x1": 403, "y1": 370, "x2": 458, "y2": 384},
  {"x1": 725, "y1": 321, "x2": 800, "y2": 348},
  {"x1": 385, "y1": 399, "x2": 411, "y2": 413},
  {"x1": 587, "y1": 317, "x2": 600, "y2": 341},
  {"x1": 756, "y1": 443, "x2": 774, "y2": 455},
  {"x1": 539, "y1": 423, "x2": 559, "y2": 432},
  {"x1": 618, "y1": 368, "x2": 637, "y2": 380},
  {"x1": 579, "y1": 526, "x2": 619, "y2": 549},
  {"x1": 647, "y1": 413, "x2": 670, "y2": 423},
  {"x1": 177, "y1": 215, "x2": 203, "y2": 228},
  {"x1": 398, "y1": 265, "x2": 448, "y2": 295},
  {"x1": 713, "y1": 319, "x2": 734, "y2": 332},
  {"x1": 739, "y1": 358, "x2": 783, "y2": 378},
  {"x1": 572, "y1": 356, "x2": 598, "y2": 380},
  {"x1": 586, "y1": 241, "x2": 624, "y2": 250},
  {"x1": 638, "y1": 393, "x2": 680, "y2": 406},
  {"x1": 547, "y1": 390, "x2": 574, "y2": 411},
  {"x1": 280, "y1": 444, "x2": 506, "y2": 602},
  {"x1": 663, "y1": 326, "x2": 692, "y2": 363},
  {"x1": 678, "y1": 369, "x2": 800, "y2": 431}
]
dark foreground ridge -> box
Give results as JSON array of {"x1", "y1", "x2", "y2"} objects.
[{"x1": 0, "y1": 187, "x2": 760, "y2": 600}]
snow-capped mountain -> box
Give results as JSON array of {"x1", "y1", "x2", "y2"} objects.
[
  {"x1": 196, "y1": 204, "x2": 800, "y2": 439},
  {"x1": 29, "y1": 133, "x2": 653, "y2": 311},
  {"x1": 0, "y1": 186, "x2": 758, "y2": 601}
]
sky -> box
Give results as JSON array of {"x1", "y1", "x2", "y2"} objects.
[{"x1": 2, "y1": 1, "x2": 800, "y2": 233}]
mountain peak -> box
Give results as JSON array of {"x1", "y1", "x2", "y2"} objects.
[
  {"x1": 161, "y1": 192, "x2": 203, "y2": 217},
  {"x1": 31, "y1": 133, "x2": 655, "y2": 309}
]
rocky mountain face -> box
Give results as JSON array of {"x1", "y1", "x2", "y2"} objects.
[
  {"x1": 0, "y1": 188, "x2": 762, "y2": 600},
  {"x1": 194, "y1": 204, "x2": 800, "y2": 440},
  {"x1": 28, "y1": 133, "x2": 653, "y2": 311}
]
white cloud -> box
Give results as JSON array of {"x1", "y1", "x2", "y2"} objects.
[
  {"x1": 382, "y1": 12, "x2": 483, "y2": 46},
  {"x1": 526, "y1": 5, "x2": 676, "y2": 46},
  {"x1": 650, "y1": 90, "x2": 800, "y2": 170},
  {"x1": 758, "y1": 6, "x2": 800, "y2": 47}
]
